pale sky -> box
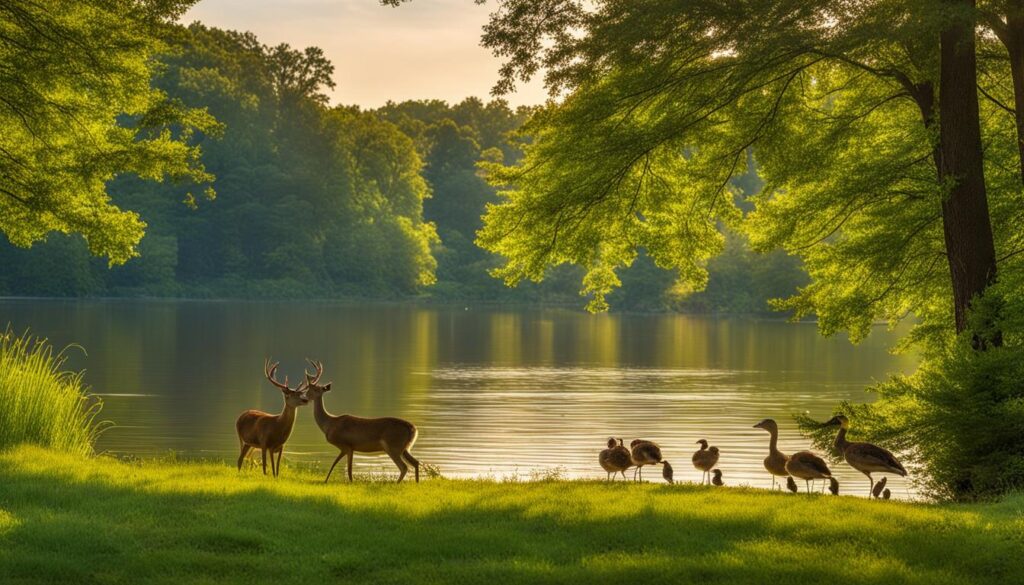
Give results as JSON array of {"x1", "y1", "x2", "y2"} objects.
[{"x1": 182, "y1": 0, "x2": 548, "y2": 108}]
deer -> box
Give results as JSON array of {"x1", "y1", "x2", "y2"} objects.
[
  {"x1": 302, "y1": 359, "x2": 421, "y2": 483},
  {"x1": 235, "y1": 358, "x2": 309, "y2": 477}
]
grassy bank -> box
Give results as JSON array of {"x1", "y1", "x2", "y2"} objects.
[{"x1": 0, "y1": 447, "x2": 1021, "y2": 584}]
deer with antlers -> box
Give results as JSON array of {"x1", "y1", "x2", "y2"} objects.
[
  {"x1": 235, "y1": 359, "x2": 309, "y2": 477},
  {"x1": 303, "y1": 359, "x2": 421, "y2": 483}
]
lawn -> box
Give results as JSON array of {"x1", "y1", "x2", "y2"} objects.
[{"x1": 0, "y1": 446, "x2": 1021, "y2": 585}]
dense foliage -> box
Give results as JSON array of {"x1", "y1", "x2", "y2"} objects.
[
  {"x1": 377, "y1": 99, "x2": 807, "y2": 310},
  {"x1": 0, "y1": 0, "x2": 215, "y2": 264},
  {"x1": 1, "y1": 24, "x2": 438, "y2": 298},
  {"x1": 0, "y1": 42, "x2": 805, "y2": 310}
]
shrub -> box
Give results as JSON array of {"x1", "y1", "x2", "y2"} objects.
[{"x1": 798, "y1": 334, "x2": 1024, "y2": 501}]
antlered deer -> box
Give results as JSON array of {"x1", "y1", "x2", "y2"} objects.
[
  {"x1": 235, "y1": 359, "x2": 309, "y2": 477},
  {"x1": 303, "y1": 359, "x2": 421, "y2": 483}
]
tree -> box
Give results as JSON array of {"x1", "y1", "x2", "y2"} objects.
[
  {"x1": 0, "y1": 0, "x2": 218, "y2": 264},
  {"x1": 388, "y1": 0, "x2": 1024, "y2": 497},
  {"x1": 397, "y1": 0, "x2": 1018, "y2": 345}
]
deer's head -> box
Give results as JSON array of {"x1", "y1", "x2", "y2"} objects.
[
  {"x1": 264, "y1": 358, "x2": 308, "y2": 408},
  {"x1": 302, "y1": 358, "x2": 332, "y2": 399}
]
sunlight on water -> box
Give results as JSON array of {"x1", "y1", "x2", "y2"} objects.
[{"x1": 0, "y1": 300, "x2": 919, "y2": 498}]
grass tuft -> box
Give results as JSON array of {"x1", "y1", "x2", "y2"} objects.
[{"x1": 0, "y1": 328, "x2": 104, "y2": 455}]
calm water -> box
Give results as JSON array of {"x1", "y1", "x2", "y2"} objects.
[{"x1": 1, "y1": 300, "x2": 918, "y2": 496}]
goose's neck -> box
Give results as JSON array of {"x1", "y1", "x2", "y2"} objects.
[
  {"x1": 834, "y1": 426, "x2": 850, "y2": 452},
  {"x1": 768, "y1": 428, "x2": 779, "y2": 453}
]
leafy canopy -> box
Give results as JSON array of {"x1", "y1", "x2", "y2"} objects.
[
  {"x1": 460, "y1": 1, "x2": 1024, "y2": 343},
  {"x1": 0, "y1": 0, "x2": 218, "y2": 265}
]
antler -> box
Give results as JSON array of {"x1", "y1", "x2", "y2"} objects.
[
  {"x1": 264, "y1": 357, "x2": 292, "y2": 391},
  {"x1": 304, "y1": 358, "x2": 324, "y2": 386}
]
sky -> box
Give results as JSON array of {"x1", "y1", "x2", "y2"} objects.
[{"x1": 182, "y1": 0, "x2": 548, "y2": 108}]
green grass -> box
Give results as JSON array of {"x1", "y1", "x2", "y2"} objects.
[
  {"x1": 0, "y1": 330, "x2": 103, "y2": 455},
  {"x1": 0, "y1": 447, "x2": 1022, "y2": 584}
]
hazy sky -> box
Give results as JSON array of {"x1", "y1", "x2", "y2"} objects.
[{"x1": 182, "y1": 0, "x2": 547, "y2": 108}]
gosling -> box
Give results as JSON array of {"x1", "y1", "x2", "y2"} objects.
[
  {"x1": 711, "y1": 469, "x2": 724, "y2": 486},
  {"x1": 662, "y1": 460, "x2": 675, "y2": 484}
]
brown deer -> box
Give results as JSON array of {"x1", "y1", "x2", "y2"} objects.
[
  {"x1": 235, "y1": 359, "x2": 309, "y2": 477},
  {"x1": 303, "y1": 359, "x2": 421, "y2": 483}
]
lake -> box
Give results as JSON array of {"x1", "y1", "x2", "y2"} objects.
[{"x1": 1, "y1": 299, "x2": 919, "y2": 496}]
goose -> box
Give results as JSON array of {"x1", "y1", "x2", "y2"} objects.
[
  {"x1": 630, "y1": 439, "x2": 669, "y2": 482},
  {"x1": 786, "y1": 476, "x2": 798, "y2": 493},
  {"x1": 823, "y1": 415, "x2": 906, "y2": 497},
  {"x1": 711, "y1": 469, "x2": 724, "y2": 486},
  {"x1": 599, "y1": 437, "x2": 632, "y2": 481},
  {"x1": 692, "y1": 439, "x2": 720, "y2": 485},
  {"x1": 828, "y1": 477, "x2": 840, "y2": 495},
  {"x1": 785, "y1": 450, "x2": 833, "y2": 494},
  {"x1": 753, "y1": 419, "x2": 791, "y2": 490},
  {"x1": 882, "y1": 488, "x2": 891, "y2": 500}
]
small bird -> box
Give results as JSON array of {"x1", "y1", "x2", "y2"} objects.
[
  {"x1": 753, "y1": 419, "x2": 791, "y2": 490},
  {"x1": 711, "y1": 469, "x2": 724, "y2": 486},
  {"x1": 785, "y1": 450, "x2": 832, "y2": 494},
  {"x1": 823, "y1": 415, "x2": 906, "y2": 497},
  {"x1": 882, "y1": 488, "x2": 891, "y2": 500},
  {"x1": 662, "y1": 460, "x2": 675, "y2": 484},
  {"x1": 828, "y1": 477, "x2": 840, "y2": 495},
  {"x1": 786, "y1": 476, "x2": 798, "y2": 493},
  {"x1": 630, "y1": 439, "x2": 668, "y2": 482},
  {"x1": 692, "y1": 439, "x2": 720, "y2": 485},
  {"x1": 599, "y1": 437, "x2": 632, "y2": 481},
  {"x1": 871, "y1": 476, "x2": 888, "y2": 498}
]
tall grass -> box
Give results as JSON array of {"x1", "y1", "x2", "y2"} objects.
[{"x1": 0, "y1": 328, "x2": 103, "y2": 455}]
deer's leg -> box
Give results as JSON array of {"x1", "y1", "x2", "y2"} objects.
[
  {"x1": 346, "y1": 450, "x2": 354, "y2": 482},
  {"x1": 388, "y1": 449, "x2": 409, "y2": 483},
  {"x1": 275, "y1": 449, "x2": 283, "y2": 477},
  {"x1": 325, "y1": 450, "x2": 345, "y2": 483},
  {"x1": 237, "y1": 443, "x2": 252, "y2": 470},
  {"x1": 402, "y1": 450, "x2": 420, "y2": 483},
  {"x1": 261, "y1": 449, "x2": 268, "y2": 475}
]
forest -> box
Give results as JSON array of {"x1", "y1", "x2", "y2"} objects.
[{"x1": 0, "y1": 21, "x2": 805, "y2": 313}]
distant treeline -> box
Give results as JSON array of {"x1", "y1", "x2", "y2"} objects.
[{"x1": 0, "y1": 23, "x2": 805, "y2": 313}]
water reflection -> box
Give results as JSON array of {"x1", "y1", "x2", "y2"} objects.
[{"x1": 0, "y1": 300, "x2": 918, "y2": 496}]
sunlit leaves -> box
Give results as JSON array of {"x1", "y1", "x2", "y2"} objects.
[{"x1": 0, "y1": 0, "x2": 215, "y2": 265}]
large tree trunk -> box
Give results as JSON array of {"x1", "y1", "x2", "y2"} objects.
[{"x1": 938, "y1": 0, "x2": 1000, "y2": 344}]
